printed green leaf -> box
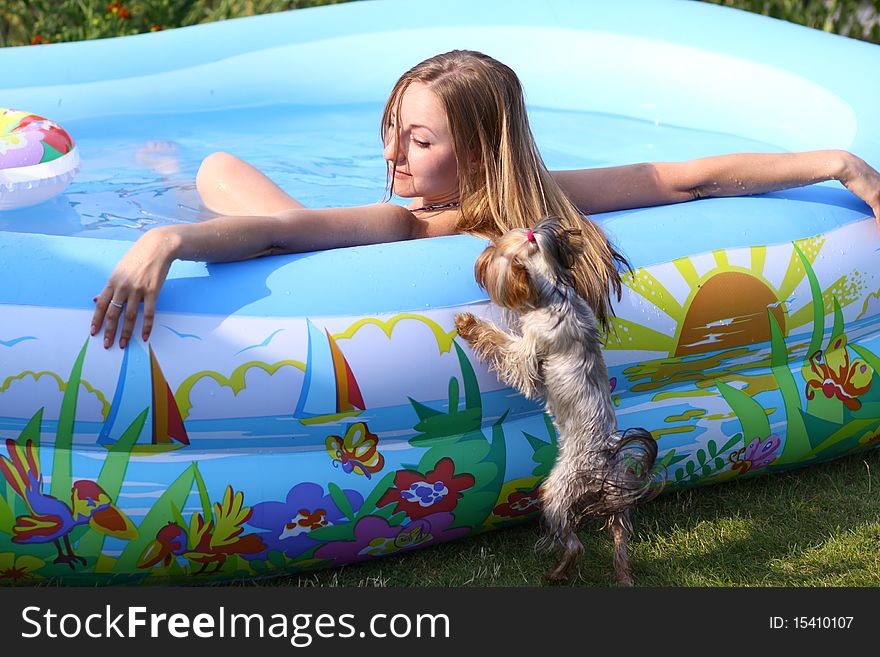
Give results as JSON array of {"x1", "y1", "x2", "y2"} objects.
[
  {"x1": 697, "y1": 448, "x2": 706, "y2": 465},
  {"x1": 170, "y1": 501, "x2": 187, "y2": 529},
  {"x1": 356, "y1": 470, "x2": 397, "y2": 520},
  {"x1": 716, "y1": 380, "x2": 771, "y2": 440},
  {"x1": 193, "y1": 463, "x2": 212, "y2": 523},
  {"x1": 453, "y1": 342, "x2": 482, "y2": 411},
  {"x1": 831, "y1": 296, "x2": 845, "y2": 341},
  {"x1": 328, "y1": 482, "x2": 355, "y2": 521},
  {"x1": 707, "y1": 440, "x2": 717, "y2": 458},
  {"x1": 523, "y1": 431, "x2": 552, "y2": 453},
  {"x1": 852, "y1": 344, "x2": 880, "y2": 375},
  {"x1": 308, "y1": 520, "x2": 359, "y2": 542},
  {"x1": 805, "y1": 392, "x2": 844, "y2": 426},
  {"x1": 267, "y1": 550, "x2": 286, "y2": 569},
  {"x1": 448, "y1": 377, "x2": 460, "y2": 413},
  {"x1": 720, "y1": 433, "x2": 743, "y2": 454},
  {"x1": 16, "y1": 408, "x2": 44, "y2": 449},
  {"x1": 0, "y1": 494, "x2": 13, "y2": 534},
  {"x1": 657, "y1": 449, "x2": 688, "y2": 469},
  {"x1": 792, "y1": 242, "x2": 825, "y2": 364},
  {"x1": 50, "y1": 338, "x2": 89, "y2": 501},
  {"x1": 766, "y1": 312, "x2": 810, "y2": 464},
  {"x1": 851, "y1": 402, "x2": 880, "y2": 419},
  {"x1": 407, "y1": 397, "x2": 444, "y2": 422},
  {"x1": 805, "y1": 418, "x2": 876, "y2": 458}
]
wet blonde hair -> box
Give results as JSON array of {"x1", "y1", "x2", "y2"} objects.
[{"x1": 381, "y1": 50, "x2": 628, "y2": 329}]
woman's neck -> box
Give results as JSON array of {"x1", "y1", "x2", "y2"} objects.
[{"x1": 408, "y1": 194, "x2": 461, "y2": 213}]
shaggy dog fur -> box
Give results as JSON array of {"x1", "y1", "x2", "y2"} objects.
[{"x1": 455, "y1": 217, "x2": 659, "y2": 584}]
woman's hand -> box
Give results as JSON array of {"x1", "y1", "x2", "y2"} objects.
[
  {"x1": 837, "y1": 151, "x2": 880, "y2": 225},
  {"x1": 91, "y1": 226, "x2": 180, "y2": 349}
]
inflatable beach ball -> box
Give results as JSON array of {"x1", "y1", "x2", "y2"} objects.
[{"x1": 0, "y1": 108, "x2": 80, "y2": 210}]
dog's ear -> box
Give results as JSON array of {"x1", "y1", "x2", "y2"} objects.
[
  {"x1": 475, "y1": 243, "x2": 535, "y2": 310},
  {"x1": 500, "y1": 256, "x2": 534, "y2": 309},
  {"x1": 534, "y1": 215, "x2": 584, "y2": 272},
  {"x1": 474, "y1": 244, "x2": 496, "y2": 291}
]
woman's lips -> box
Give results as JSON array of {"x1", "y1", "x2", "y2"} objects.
[{"x1": 393, "y1": 169, "x2": 412, "y2": 177}]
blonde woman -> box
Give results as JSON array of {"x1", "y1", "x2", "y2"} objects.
[{"x1": 92, "y1": 50, "x2": 880, "y2": 349}]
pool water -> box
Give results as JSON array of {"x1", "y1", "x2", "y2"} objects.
[{"x1": 0, "y1": 102, "x2": 783, "y2": 240}]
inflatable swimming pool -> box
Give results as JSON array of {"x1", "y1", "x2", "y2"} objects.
[{"x1": 0, "y1": 0, "x2": 878, "y2": 584}]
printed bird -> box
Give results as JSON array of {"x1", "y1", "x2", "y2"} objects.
[
  {"x1": 137, "y1": 485, "x2": 265, "y2": 574},
  {"x1": 0, "y1": 438, "x2": 137, "y2": 568}
]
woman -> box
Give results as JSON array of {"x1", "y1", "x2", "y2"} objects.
[{"x1": 91, "y1": 50, "x2": 880, "y2": 349}]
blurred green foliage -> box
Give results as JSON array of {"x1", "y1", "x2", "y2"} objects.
[
  {"x1": 0, "y1": 0, "x2": 353, "y2": 46},
  {"x1": 706, "y1": 0, "x2": 880, "y2": 44},
  {"x1": 1, "y1": 0, "x2": 878, "y2": 47}
]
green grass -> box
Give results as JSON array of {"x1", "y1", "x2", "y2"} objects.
[
  {"x1": 2, "y1": 0, "x2": 879, "y2": 46},
  {"x1": 234, "y1": 448, "x2": 880, "y2": 587}
]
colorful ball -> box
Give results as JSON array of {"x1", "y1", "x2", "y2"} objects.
[{"x1": 0, "y1": 108, "x2": 80, "y2": 210}]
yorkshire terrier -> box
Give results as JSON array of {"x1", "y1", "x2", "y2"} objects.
[{"x1": 455, "y1": 217, "x2": 659, "y2": 585}]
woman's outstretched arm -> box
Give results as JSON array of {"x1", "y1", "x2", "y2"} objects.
[
  {"x1": 552, "y1": 150, "x2": 880, "y2": 223},
  {"x1": 91, "y1": 203, "x2": 456, "y2": 349}
]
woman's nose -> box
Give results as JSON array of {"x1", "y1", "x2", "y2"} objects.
[{"x1": 383, "y1": 128, "x2": 405, "y2": 164}]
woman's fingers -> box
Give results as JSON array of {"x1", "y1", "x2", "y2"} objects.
[
  {"x1": 118, "y1": 291, "x2": 143, "y2": 350},
  {"x1": 102, "y1": 295, "x2": 126, "y2": 349},
  {"x1": 91, "y1": 287, "x2": 114, "y2": 336},
  {"x1": 142, "y1": 293, "x2": 158, "y2": 343}
]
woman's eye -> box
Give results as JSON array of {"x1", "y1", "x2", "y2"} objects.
[{"x1": 413, "y1": 138, "x2": 430, "y2": 148}]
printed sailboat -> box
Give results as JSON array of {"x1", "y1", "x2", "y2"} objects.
[
  {"x1": 97, "y1": 341, "x2": 190, "y2": 453},
  {"x1": 294, "y1": 319, "x2": 365, "y2": 425}
]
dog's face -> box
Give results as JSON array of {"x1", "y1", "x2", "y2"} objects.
[{"x1": 475, "y1": 216, "x2": 581, "y2": 311}]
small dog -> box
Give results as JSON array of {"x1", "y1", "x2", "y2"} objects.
[{"x1": 455, "y1": 217, "x2": 659, "y2": 585}]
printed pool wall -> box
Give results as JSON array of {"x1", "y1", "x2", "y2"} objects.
[{"x1": 0, "y1": 0, "x2": 878, "y2": 583}]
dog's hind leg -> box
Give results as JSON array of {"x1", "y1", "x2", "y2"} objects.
[
  {"x1": 540, "y1": 459, "x2": 584, "y2": 581},
  {"x1": 608, "y1": 509, "x2": 634, "y2": 586}
]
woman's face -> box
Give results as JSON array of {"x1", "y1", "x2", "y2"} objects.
[{"x1": 383, "y1": 81, "x2": 459, "y2": 202}]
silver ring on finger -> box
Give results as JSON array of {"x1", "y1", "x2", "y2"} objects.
[{"x1": 109, "y1": 300, "x2": 124, "y2": 309}]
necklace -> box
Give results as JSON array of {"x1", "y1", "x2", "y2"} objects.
[{"x1": 410, "y1": 201, "x2": 461, "y2": 213}]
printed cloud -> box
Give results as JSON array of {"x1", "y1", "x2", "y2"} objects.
[{"x1": 0, "y1": 373, "x2": 105, "y2": 423}]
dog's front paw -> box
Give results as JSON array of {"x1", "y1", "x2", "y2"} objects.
[{"x1": 454, "y1": 312, "x2": 480, "y2": 342}]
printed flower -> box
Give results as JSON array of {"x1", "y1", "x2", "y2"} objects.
[
  {"x1": 493, "y1": 487, "x2": 542, "y2": 518},
  {"x1": 326, "y1": 422, "x2": 384, "y2": 478},
  {"x1": 0, "y1": 552, "x2": 45, "y2": 583},
  {"x1": 377, "y1": 458, "x2": 475, "y2": 519},
  {"x1": 247, "y1": 482, "x2": 363, "y2": 560},
  {"x1": 31, "y1": 35, "x2": 49, "y2": 45},
  {"x1": 728, "y1": 434, "x2": 781, "y2": 475},
  {"x1": 804, "y1": 335, "x2": 873, "y2": 411},
  {"x1": 313, "y1": 513, "x2": 469, "y2": 565}
]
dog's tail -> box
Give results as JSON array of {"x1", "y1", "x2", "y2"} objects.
[{"x1": 577, "y1": 427, "x2": 663, "y2": 518}]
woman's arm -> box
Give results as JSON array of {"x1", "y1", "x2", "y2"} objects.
[
  {"x1": 91, "y1": 203, "x2": 456, "y2": 349},
  {"x1": 552, "y1": 149, "x2": 880, "y2": 222}
]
